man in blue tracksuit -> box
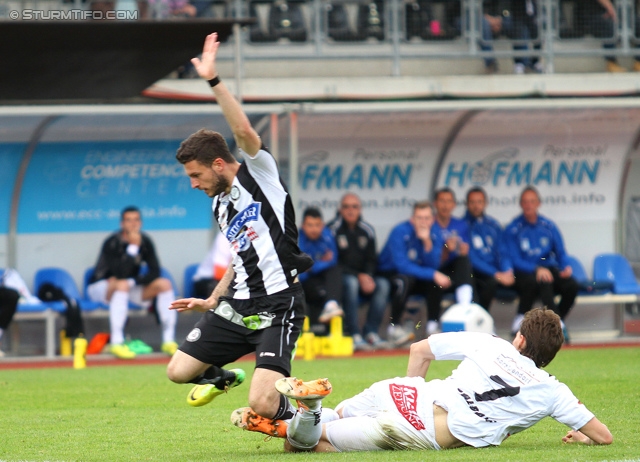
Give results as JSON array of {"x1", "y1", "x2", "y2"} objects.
[
  {"x1": 464, "y1": 186, "x2": 515, "y2": 311},
  {"x1": 430, "y1": 188, "x2": 475, "y2": 335},
  {"x1": 298, "y1": 207, "x2": 344, "y2": 331},
  {"x1": 378, "y1": 200, "x2": 450, "y2": 345},
  {"x1": 504, "y1": 186, "x2": 578, "y2": 336}
]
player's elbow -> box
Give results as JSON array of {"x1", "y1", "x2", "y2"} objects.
[{"x1": 596, "y1": 431, "x2": 613, "y2": 445}]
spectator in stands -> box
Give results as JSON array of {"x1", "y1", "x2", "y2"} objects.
[
  {"x1": 298, "y1": 207, "x2": 344, "y2": 333},
  {"x1": 192, "y1": 232, "x2": 232, "y2": 299},
  {"x1": 573, "y1": 0, "x2": 633, "y2": 73},
  {"x1": 464, "y1": 186, "x2": 515, "y2": 311},
  {"x1": 144, "y1": 0, "x2": 196, "y2": 18},
  {"x1": 501, "y1": 0, "x2": 543, "y2": 74},
  {"x1": 0, "y1": 272, "x2": 19, "y2": 357},
  {"x1": 431, "y1": 187, "x2": 475, "y2": 331},
  {"x1": 327, "y1": 192, "x2": 390, "y2": 351},
  {"x1": 378, "y1": 200, "x2": 450, "y2": 346},
  {"x1": 504, "y1": 186, "x2": 578, "y2": 339},
  {"x1": 87, "y1": 206, "x2": 178, "y2": 359},
  {"x1": 452, "y1": 0, "x2": 505, "y2": 74},
  {"x1": 479, "y1": 0, "x2": 503, "y2": 74}
]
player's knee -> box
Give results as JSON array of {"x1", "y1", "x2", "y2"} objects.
[
  {"x1": 166, "y1": 360, "x2": 188, "y2": 383},
  {"x1": 158, "y1": 278, "x2": 172, "y2": 292},
  {"x1": 113, "y1": 279, "x2": 131, "y2": 292},
  {"x1": 248, "y1": 395, "x2": 275, "y2": 418}
]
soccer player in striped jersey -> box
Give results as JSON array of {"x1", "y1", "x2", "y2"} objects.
[{"x1": 167, "y1": 32, "x2": 313, "y2": 427}]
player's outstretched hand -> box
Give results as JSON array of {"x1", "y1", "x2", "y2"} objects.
[
  {"x1": 170, "y1": 297, "x2": 215, "y2": 313},
  {"x1": 191, "y1": 32, "x2": 219, "y2": 81}
]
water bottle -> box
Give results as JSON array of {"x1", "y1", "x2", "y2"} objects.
[{"x1": 73, "y1": 336, "x2": 88, "y2": 369}]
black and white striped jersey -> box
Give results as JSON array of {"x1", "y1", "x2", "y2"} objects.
[{"x1": 212, "y1": 148, "x2": 313, "y2": 299}]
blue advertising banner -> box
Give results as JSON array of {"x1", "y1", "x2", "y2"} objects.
[
  {"x1": 17, "y1": 140, "x2": 212, "y2": 233},
  {"x1": 0, "y1": 143, "x2": 25, "y2": 234}
]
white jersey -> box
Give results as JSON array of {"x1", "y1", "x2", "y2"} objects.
[
  {"x1": 212, "y1": 148, "x2": 312, "y2": 299},
  {"x1": 428, "y1": 332, "x2": 594, "y2": 447}
]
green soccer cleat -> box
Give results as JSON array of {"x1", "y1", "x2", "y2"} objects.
[
  {"x1": 187, "y1": 368, "x2": 246, "y2": 407},
  {"x1": 125, "y1": 339, "x2": 153, "y2": 354}
]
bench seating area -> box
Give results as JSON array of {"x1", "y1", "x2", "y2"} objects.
[
  {"x1": 6, "y1": 252, "x2": 640, "y2": 357},
  {"x1": 7, "y1": 267, "x2": 179, "y2": 358}
]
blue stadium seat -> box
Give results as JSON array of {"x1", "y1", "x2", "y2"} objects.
[
  {"x1": 565, "y1": 255, "x2": 612, "y2": 295},
  {"x1": 183, "y1": 263, "x2": 199, "y2": 299},
  {"x1": 0, "y1": 268, "x2": 66, "y2": 313},
  {"x1": 34, "y1": 267, "x2": 104, "y2": 311},
  {"x1": 593, "y1": 253, "x2": 640, "y2": 295}
]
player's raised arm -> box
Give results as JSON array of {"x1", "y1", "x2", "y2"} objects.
[{"x1": 191, "y1": 32, "x2": 261, "y2": 157}]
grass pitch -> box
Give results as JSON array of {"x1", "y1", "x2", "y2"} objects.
[{"x1": 0, "y1": 347, "x2": 639, "y2": 462}]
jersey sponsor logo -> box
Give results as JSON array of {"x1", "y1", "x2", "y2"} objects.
[
  {"x1": 226, "y1": 202, "x2": 262, "y2": 252},
  {"x1": 495, "y1": 355, "x2": 536, "y2": 385},
  {"x1": 389, "y1": 383, "x2": 425, "y2": 430}
]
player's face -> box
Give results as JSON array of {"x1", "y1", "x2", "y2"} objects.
[
  {"x1": 434, "y1": 192, "x2": 456, "y2": 219},
  {"x1": 302, "y1": 216, "x2": 324, "y2": 240},
  {"x1": 183, "y1": 160, "x2": 229, "y2": 197},
  {"x1": 410, "y1": 206, "x2": 434, "y2": 232},
  {"x1": 339, "y1": 195, "x2": 361, "y2": 226},
  {"x1": 120, "y1": 211, "x2": 141, "y2": 235},
  {"x1": 520, "y1": 190, "x2": 540, "y2": 221},
  {"x1": 466, "y1": 191, "x2": 486, "y2": 218}
]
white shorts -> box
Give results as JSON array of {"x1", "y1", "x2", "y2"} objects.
[
  {"x1": 87, "y1": 279, "x2": 148, "y2": 307},
  {"x1": 326, "y1": 377, "x2": 441, "y2": 452}
]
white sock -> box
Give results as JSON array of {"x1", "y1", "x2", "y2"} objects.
[
  {"x1": 286, "y1": 403, "x2": 324, "y2": 450},
  {"x1": 156, "y1": 289, "x2": 177, "y2": 343},
  {"x1": 109, "y1": 291, "x2": 129, "y2": 345},
  {"x1": 455, "y1": 284, "x2": 473, "y2": 304}
]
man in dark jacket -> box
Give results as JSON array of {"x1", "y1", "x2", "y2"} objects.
[
  {"x1": 328, "y1": 193, "x2": 390, "y2": 350},
  {"x1": 87, "y1": 206, "x2": 177, "y2": 359}
]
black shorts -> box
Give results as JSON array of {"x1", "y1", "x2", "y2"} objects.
[{"x1": 179, "y1": 285, "x2": 305, "y2": 377}]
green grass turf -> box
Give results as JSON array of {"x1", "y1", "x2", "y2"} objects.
[{"x1": 0, "y1": 347, "x2": 639, "y2": 461}]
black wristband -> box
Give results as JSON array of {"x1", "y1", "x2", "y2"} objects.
[{"x1": 208, "y1": 76, "x2": 221, "y2": 87}]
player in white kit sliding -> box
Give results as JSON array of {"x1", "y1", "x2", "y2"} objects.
[{"x1": 233, "y1": 308, "x2": 613, "y2": 452}]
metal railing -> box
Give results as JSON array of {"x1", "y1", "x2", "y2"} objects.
[{"x1": 2, "y1": 0, "x2": 639, "y2": 74}]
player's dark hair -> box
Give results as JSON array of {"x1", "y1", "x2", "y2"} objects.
[
  {"x1": 120, "y1": 205, "x2": 141, "y2": 220},
  {"x1": 466, "y1": 186, "x2": 487, "y2": 202},
  {"x1": 434, "y1": 187, "x2": 456, "y2": 202},
  {"x1": 303, "y1": 207, "x2": 323, "y2": 221},
  {"x1": 519, "y1": 308, "x2": 564, "y2": 368},
  {"x1": 176, "y1": 129, "x2": 236, "y2": 166}
]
